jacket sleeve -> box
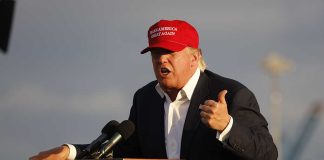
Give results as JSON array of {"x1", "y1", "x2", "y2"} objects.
[{"x1": 223, "y1": 88, "x2": 278, "y2": 160}]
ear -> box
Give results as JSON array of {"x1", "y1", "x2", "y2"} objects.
[{"x1": 191, "y1": 50, "x2": 200, "y2": 66}]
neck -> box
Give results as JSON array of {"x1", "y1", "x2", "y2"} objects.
[{"x1": 165, "y1": 89, "x2": 180, "y2": 102}]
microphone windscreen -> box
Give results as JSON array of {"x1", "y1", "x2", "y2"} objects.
[
  {"x1": 117, "y1": 120, "x2": 135, "y2": 140},
  {"x1": 101, "y1": 120, "x2": 119, "y2": 136}
]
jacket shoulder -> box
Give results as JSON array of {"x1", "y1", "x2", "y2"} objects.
[
  {"x1": 204, "y1": 70, "x2": 246, "y2": 91},
  {"x1": 134, "y1": 80, "x2": 158, "y2": 97}
]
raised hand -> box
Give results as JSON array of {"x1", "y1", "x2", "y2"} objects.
[{"x1": 199, "y1": 90, "x2": 230, "y2": 132}]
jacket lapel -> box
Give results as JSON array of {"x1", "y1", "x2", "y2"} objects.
[
  {"x1": 180, "y1": 72, "x2": 210, "y2": 158},
  {"x1": 142, "y1": 90, "x2": 167, "y2": 158},
  {"x1": 153, "y1": 95, "x2": 167, "y2": 157}
]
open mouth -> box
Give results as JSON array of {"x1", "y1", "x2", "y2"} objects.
[{"x1": 160, "y1": 67, "x2": 170, "y2": 75}]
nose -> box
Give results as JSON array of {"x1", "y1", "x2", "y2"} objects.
[
  {"x1": 159, "y1": 54, "x2": 168, "y2": 63},
  {"x1": 153, "y1": 54, "x2": 168, "y2": 64}
]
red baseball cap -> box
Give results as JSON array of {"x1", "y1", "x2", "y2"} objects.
[{"x1": 141, "y1": 20, "x2": 199, "y2": 54}]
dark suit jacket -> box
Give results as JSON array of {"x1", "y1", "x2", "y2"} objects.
[{"x1": 77, "y1": 70, "x2": 278, "y2": 160}]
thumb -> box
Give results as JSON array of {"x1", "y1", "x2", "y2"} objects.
[{"x1": 218, "y1": 90, "x2": 228, "y2": 104}]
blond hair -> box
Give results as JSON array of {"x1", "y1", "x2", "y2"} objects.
[{"x1": 186, "y1": 47, "x2": 207, "y2": 72}]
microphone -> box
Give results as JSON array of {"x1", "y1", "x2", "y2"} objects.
[
  {"x1": 78, "y1": 120, "x2": 119, "y2": 158},
  {"x1": 94, "y1": 120, "x2": 135, "y2": 159}
]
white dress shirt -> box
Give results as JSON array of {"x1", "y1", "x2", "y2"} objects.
[{"x1": 155, "y1": 67, "x2": 233, "y2": 159}]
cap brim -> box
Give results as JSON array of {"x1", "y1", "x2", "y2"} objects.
[{"x1": 140, "y1": 41, "x2": 187, "y2": 54}]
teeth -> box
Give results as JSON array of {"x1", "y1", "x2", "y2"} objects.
[{"x1": 161, "y1": 68, "x2": 170, "y2": 74}]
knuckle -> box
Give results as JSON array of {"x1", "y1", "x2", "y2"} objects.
[
  {"x1": 201, "y1": 118, "x2": 207, "y2": 124},
  {"x1": 204, "y1": 100, "x2": 213, "y2": 105},
  {"x1": 200, "y1": 105, "x2": 207, "y2": 110},
  {"x1": 211, "y1": 108, "x2": 217, "y2": 114}
]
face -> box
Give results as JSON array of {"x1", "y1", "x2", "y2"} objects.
[{"x1": 150, "y1": 47, "x2": 199, "y2": 94}]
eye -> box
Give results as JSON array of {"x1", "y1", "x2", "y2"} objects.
[{"x1": 151, "y1": 53, "x2": 160, "y2": 59}]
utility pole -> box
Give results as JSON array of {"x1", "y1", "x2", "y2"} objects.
[{"x1": 263, "y1": 52, "x2": 293, "y2": 160}]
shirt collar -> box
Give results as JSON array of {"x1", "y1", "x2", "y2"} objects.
[{"x1": 155, "y1": 67, "x2": 201, "y2": 101}]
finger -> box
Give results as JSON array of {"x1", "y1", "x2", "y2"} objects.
[
  {"x1": 204, "y1": 100, "x2": 217, "y2": 106},
  {"x1": 29, "y1": 156, "x2": 37, "y2": 160},
  {"x1": 29, "y1": 154, "x2": 44, "y2": 160},
  {"x1": 200, "y1": 117, "x2": 211, "y2": 127},
  {"x1": 218, "y1": 90, "x2": 228, "y2": 104},
  {"x1": 200, "y1": 111, "x2": 211, "y2": 119},
  {"x1": 199, "y1": 105, "x2": 214, "y2": 113}
]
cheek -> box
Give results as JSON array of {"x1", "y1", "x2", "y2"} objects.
[
  {"x1": 177, "y1": 57, "x2": 191, "y2": 67},
  {"x1": 152, "y1": 64, "x2": 162, "y2": 79},
  {"x1": 152, "y1": 64, "x2": 159, "y2": 74},
  {"x1": 172, "y1": 61, "x2": 189, "y2": 76}
]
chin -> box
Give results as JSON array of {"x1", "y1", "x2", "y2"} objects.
[{"x1": 158, "y1": 81, "x2": 174, "y2": 89}]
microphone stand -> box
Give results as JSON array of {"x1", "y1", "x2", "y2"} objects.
[
  {"x1": 94, "y1": 133, "x2": 122, "y2": 159},
  {"x1": 81, "y1": 140, "x2": 113, "y2": 159}
]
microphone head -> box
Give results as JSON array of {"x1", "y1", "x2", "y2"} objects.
[
  {"x1": 101, "y1": 120, "x2": 119, "y2": 137},
  {"x1": 117, "y1": 120, "x2": 135, "y2": 140}
]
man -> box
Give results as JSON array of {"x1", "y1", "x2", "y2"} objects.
[{"x1": 30, "y1": 20, "x2": 277, "y2": 160}]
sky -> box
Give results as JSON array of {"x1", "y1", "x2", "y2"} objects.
[{"x1": 1, "y1": 0, "x2": 324, "y2": 159}]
